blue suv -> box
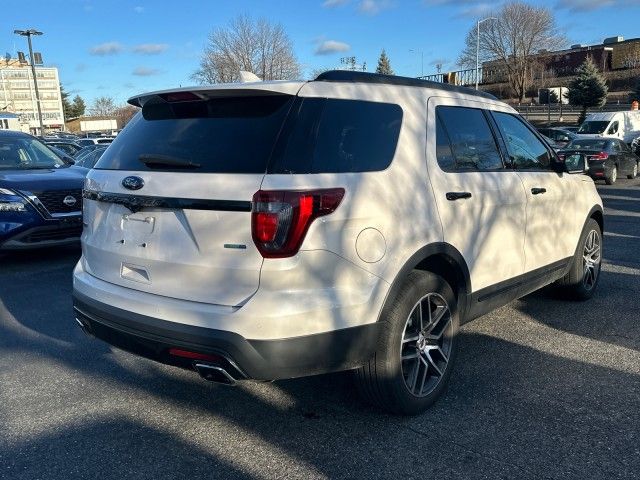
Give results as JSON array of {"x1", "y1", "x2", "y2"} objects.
[{"x1": 0, "y1": 130, "x2": 85, "y2": 250}]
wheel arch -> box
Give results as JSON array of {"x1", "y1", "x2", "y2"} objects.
[
  {"x1": 588, "y1": 205, "x2": 604, "y2": 235},
  {"x1": 378, "y1": 243, "x2": 472, "y2": 324}
]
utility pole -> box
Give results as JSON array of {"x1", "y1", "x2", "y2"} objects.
[
  {"x1": 14, "y1": 29, "x2": 44, "y2": 135},
  {"x1": 476, "y1": 17, "x2": 496, "y2": 90},
  {"x1": 559, "y1": 86, "x2": 563, "y2": 123}
]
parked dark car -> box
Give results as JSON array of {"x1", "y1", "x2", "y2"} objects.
[
  {"x1": 74, "y1": 146, "x2": 107, "y2": 169},
  {"x1": 537, "y1": 127, "x2": 577, "y2": 148},
  {"x1": 73, "y1": 144, "x2": 103, "y2": 159},
  {"x1": 559, "y1": 138, "x2": 639, "y2": 184},
  {"x1": 43, "y1": 139, "x2": 83, "y2": 157},
  {"x1": 46, "y1": 145, "x2": 77, "y2": 165},
  {"x1": 76, "y1": 138, "x2": 98, "y2": 148},
  {"x1": 540, "y1": 133, "x2": 562, "y2": 151},
  {"x1": 0, "y1": 130, "x2": 85, "y2": 250}
]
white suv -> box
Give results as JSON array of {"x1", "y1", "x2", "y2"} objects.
[{"x1": 73, "y1": 71, "x2": 603, "y2": 415}]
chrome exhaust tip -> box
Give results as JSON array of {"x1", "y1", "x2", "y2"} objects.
[
  {"x1": 194, "y1": 363, "x2": 237, "y2": 386},
  {"x1": 75, "y1": 317, "x2": 92, "y2": 336}
]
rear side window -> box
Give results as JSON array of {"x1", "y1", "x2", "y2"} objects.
[
  {"x1": 95, "y1": 95, "x2": 294, "y2": 173},
  {"x1": 269, "y1": 98, "x2": 402, "y2": 173},
  {"x1": 435, "y1": 106, "x2": 503, "y2": 171},
  {"x1": 492, "y1": 112, "x2": 552, "y2": 170}
]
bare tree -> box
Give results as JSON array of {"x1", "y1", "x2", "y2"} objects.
[
  {"x1": 192, "y1": 15, "x2": 301, "y2": 84},
  {"x1": 89, "y1": 96, "x2": 117, "y2": 116},
  {"x1": 458, "y1": 1, "x2": 566, "y2": 102},
  {"x1": 113, "y1": 104, "x2": 139, "y2": 127}
]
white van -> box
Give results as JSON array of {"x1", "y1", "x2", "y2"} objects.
[{"x1": 577, "y1": 111, "x2": 640, "y2": 144}]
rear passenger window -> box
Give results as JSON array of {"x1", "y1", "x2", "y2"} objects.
[
  {"x1": 492, "y1": 112, "x2": 552, "y2": 170},
  {"x1": 435, "y1": 106, "x2": 503, "y2": 171},
  {"x1": 269, "y1": 98, "x2": 403, "y2": 173}
]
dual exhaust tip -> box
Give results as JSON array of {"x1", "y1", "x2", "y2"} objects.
[{"x1": 194, "y1": 363, "x2": 237, "y2": 386}]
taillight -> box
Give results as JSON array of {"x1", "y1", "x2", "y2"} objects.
[
  {"x1": 595, "y1": 152, "x2": 609, "y2": 160},
  {"x1": 252, "y1": 188, "x2": 345, "y2": 258}
]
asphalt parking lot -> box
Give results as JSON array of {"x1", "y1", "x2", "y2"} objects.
[{"x1": 1, "y1": 178, "x2": 639, "y2": 480}]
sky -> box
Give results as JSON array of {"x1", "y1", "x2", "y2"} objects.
[{"x1": 1, "y1": 0, "x2": 639, "y2": 107}]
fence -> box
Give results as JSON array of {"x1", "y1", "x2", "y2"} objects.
[{"x1": 515, "y1": 103, "x2": 634, "y2": 125}]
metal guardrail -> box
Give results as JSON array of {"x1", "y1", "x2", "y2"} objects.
[
  {"x1": 514, "y1": 104, "x2": 633, "y2": 113},
  {"x1": 514, "y1": 104, "x2": 635, "y2": 125}
]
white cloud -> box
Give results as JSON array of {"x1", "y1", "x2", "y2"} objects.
[
  {"x1": 454, "y1": 3, "x2": 494, "y2": 19},
  {"x1": 315, "y1": 40, "x2": 351, "y2": 55},
  {"x1": 132, "y1": 66, "x2": 162, "y2": 76},
  {"x1": 322, "y1": 0, "x2": 349, "y2": 6},
  {"x1": 358, "y1": 0, "x2": 393, "y2": 15},
  {"x1": 132, "y1": 43, "x2": 169, "y2": 55},
  {"x1": 134, "y1": 5, "x2": 144, "y2": 13},
  {"x1": 555, "y1": 0, "x2": 619, "y2": 11},
  {"x1": 89, "y1": 42, "x2": 123, "y2": 56}
]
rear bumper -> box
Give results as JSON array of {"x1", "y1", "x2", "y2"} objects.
[
  {"x1": 73, "y1": 291, "x2": 380, "y2": 381},
  {"x1": 587, "y1": 162, "x2": 610, "y2": 179}
]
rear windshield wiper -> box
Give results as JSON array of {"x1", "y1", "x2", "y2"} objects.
[{"x1": 139, "y1": 154, "x2": 201, "y2": 169}]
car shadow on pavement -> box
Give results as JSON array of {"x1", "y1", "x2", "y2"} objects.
[
  {"x1": 1, "y1": 419, "x2": 255, "y2": 480},
  {"x1": 516, "y1": 265, "x2": 640, "y2": 353},
  {"x1": 1, "y1": 328, "x2": 639, "y2": 479},
  {"x1": 1, "y1": 273, "x2": 640, "y2": 479}
]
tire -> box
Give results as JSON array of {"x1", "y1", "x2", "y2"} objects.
[
  {"x1": 355, "y1": 271, "x2": 459, "y2": 415},
  {"x1": 605, "y1": 165, "x2": 617, "y2": 185},
  {"x1": 629, "y1": 163, "x2": 638, "y2": 179},
  {"x1": 557, "y1": 218, "x2": 602, "y2": 300}
]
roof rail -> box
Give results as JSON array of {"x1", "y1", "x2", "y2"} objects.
[{"x1": 314, "y1": 70, "x2": 497, "y2": 100}]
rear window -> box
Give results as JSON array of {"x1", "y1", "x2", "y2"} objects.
[
  {"x1": 95, "y1": 95, "x2": 294, "y2": 173},
  {"x1": 268, "y1": 98, "x2": 403, "y2": 173},
  {"x1": 577, "y1": 121, "x2": 609, "y2": 134},
  {"x1": 566, "y1": 139, "x2": 608, "y2": 151}
]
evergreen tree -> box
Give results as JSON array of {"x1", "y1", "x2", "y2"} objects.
[
  {"x1": 567, "y1": 57, "x2": 608, "y2": 125},
  {"x1": 71, "y1": 95, "x2": 86, "y2": 117},
  {"x1": 375, "y1": 49, "x2": 394, "y2": 75},
  {"x1": 60, "y1": 84, "x2": 73, "y2": 120}
]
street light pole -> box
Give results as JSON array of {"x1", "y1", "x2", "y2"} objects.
[
  {"x1": 14, "y1": 29, "x2": 44, "y2": 135},
  {"x1": 475, "y1": 17, "x2": 496, "y2": 90}
]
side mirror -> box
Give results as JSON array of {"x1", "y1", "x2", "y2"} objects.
[
  {"x1": 564, "y1": 153, "x2": 588, "y2": 174},
  {"x1": 62, "y1": 154, "x2": 75, "y2": 165}
]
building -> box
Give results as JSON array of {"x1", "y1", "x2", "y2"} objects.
[
  {"x1": 0, "y1": 112, "x2": 21, "y2": 131},
  {"x1": 65, "y1": 116, "x2": 119, "y2": 135},
  {"x1": 0, "y1": 58, "x2": 65, "y2": 134},
  {"x1": 421, "y1": 36, "x2": 640, "y2": 89}
]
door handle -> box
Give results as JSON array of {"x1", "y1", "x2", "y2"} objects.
[
  {"x1": 446, "y1": 191, "x2": 472, "y2": 201},
  {"x1": 531, "y1": 187, "x2": 547, "y2": 195}
]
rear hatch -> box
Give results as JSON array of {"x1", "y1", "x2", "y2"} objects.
[{"x1": 82, "y1": 84, "x2": 302, "y2": 306}]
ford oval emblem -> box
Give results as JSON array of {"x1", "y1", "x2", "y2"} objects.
[{"x1": 122, "y1": 176, "x2": 144, "y2": 190}]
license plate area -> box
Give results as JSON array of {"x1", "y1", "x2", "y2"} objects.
[{"x1": 121, "y1": 213, "x2": 155, "y2": 244}]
